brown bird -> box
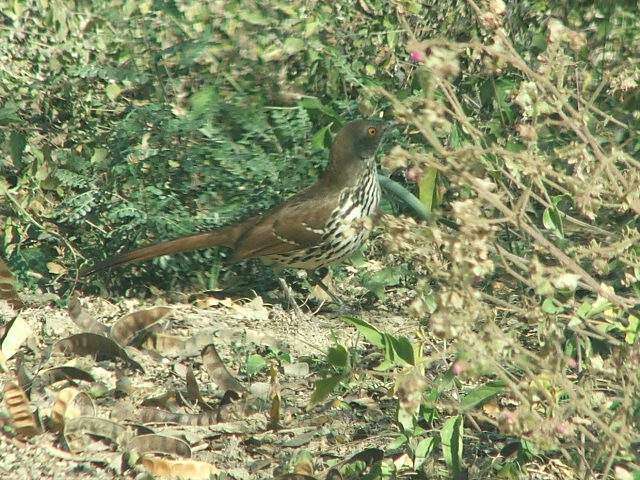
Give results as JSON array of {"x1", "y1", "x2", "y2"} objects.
[{"x1": 86, "y1": 119, "x2": 386, "y2": 276}]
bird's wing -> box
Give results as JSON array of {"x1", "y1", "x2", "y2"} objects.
[{"x1": 230, "y1": 193, "x2": 340, "y2": 260}]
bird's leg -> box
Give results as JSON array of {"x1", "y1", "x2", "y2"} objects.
[
  {"x1": 278, "y1": 277, "x2": 304, "y2": 317},
  {"x1": 306, "y1": 268, "x2": 344, "y2": 306}
]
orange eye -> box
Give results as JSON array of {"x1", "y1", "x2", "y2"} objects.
[{"x1": 367, "y1": 127, "x2": 377, "y2": 136}]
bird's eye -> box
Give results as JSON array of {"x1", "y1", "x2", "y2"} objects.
[{"x1": 367, "y1": 127, "x2": 377, "y2": 136}]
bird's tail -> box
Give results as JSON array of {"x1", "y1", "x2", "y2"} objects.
[{"x1": 83, "y1": 223, "x2": 247, "y2": 276}]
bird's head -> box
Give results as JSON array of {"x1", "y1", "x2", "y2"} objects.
[{"x1": 331, "y1": 119, "x2": 387, "y2": 160}]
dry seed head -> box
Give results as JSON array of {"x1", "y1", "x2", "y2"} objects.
[{"x1": 396, "y1": 371, "x2": 427, "y2": 413}]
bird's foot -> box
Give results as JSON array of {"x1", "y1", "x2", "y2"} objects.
[{"x1": 277, "y1": 277, "x2": 305, "y2": 319}]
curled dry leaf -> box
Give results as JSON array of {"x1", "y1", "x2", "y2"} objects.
[
  {"x1": 51, "y1": 387, "x2": 96, "y2": 430},
  {"x1": 1, "y1": 317, "x2": 32, "y2": 361},
  {"x1": 127, "y1": 434, "x2": 191, "y2": 458},
  {"x1": 0, "y1": 259, "x2": 24, "y2": 310},
  {"x1": 143, "y1": 330, "x2": 225, "y2": 358},
  {"x1": 31, "y1": 366, "x2": 95, "y2": 394},
  {"x1": 140, "y1": 457, "x2": 219, "y2": 480},
  {"x1": 185, "y1": 366, "x2": 214, "y2": 412},
  {"x1": 68, "y1": 294, "x2": 109, "y2": 335},
  {"x1": 201, "y1": 344, "x2": 246, "y2": 394},
  {"x1": 142, "y1": 333, "x2": 187, "y2": 356},
  {"x1": 110, "y1": 306, "x2": 172, "y2": 346},
  {"x1": 141, "y1": 390, "x2": 182, "y2": 410},
  {"x1": 2, "y1": 381, "x2": 41, "y2": 437},
  {"x1": 136, "y1": 407, "x2": 219, "y2": 426},
  {"x1": 63, "y1": 416, "x2": 131, "y2": 453},
  {"x1": 53, "y1": 333, "x2": 143, "y2": 372}
]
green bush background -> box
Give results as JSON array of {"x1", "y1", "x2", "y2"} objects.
[{"x1": 3, "y1": 1, "x2": 636, "y2": 294}]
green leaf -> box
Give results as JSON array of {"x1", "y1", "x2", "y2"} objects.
[
  {"x1": 105, "y1": 83, "x2": 123, "y2": 101},
  {"x1": 541, "y1": 297, "x2": 562, "y2": 314},
  {"x1": 9, "y1": 132, "x2": 26, "y2": 165},
  {"x1": 327, "y1": 344, "x2": 349, "y2": 369},
  {"x1": 542, "y1": 200, "x2": 564, "y2": 239},
  {"x1": 245, "y1": 354, "x2": 267, "y2": 376},
  {"x1": 0, "y1": 101, "x2": 19, "y2": 125},
  {"x1": 440, "y1": 415, "x2": 464, "y2": 476},
  {"x1": 342, "y1": 316, "x2": 384, "y2": 348},
  {"x1": 418, "y1": 167, "x2": 438, "y2": 213},
  {"x1": 190, "y1": 86, "x2": 217, "y2": 115},
  {"x1": 390, "y1": 336, "x2": 415, "y2": 366},
  {"x1": 414, "y1": 437, "x2": 437, "y2": 470},
  {"x1": 309, "y1": 374, "x2": 341, "y2": 407},
  {"x1": 360, "y1": 266, "x2": 402, "y2": 301},
  {"x1": 311, "y1": 125, "x2": 331, "y2": 150},
  {"x1": 460, "y1": 381, "x2": 506, "y2": 412},
  {"x1": 283, "y1": 37, "x2": 304, "y2": 55},
  {"x1": 299, "y1": 98, "x2": 340, "y2": 120}
]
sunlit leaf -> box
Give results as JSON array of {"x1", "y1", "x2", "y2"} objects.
[
  {"x1": 342, "y1": 316, "x2": 384, "y2": 348},
  {"x1": 460, "y1": 381, "x2": 506, "y2": 412},
  {"x1": 308, "y1": 374, "x2": 341, "y2": 407},
  {"x1": 440, "y1": 415, "x2": 463, "y2": 476},
  {"x1": 327, "y1": 344, "x2": 349, "y2": 369}
]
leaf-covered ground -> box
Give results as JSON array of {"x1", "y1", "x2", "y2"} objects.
[{"x1": 0, "y1": 290, "x2": 419, "y2": 479}]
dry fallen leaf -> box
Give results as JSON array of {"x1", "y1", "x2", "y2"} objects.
[
  {"x1": 0, "y1": 259, "x2": 24, "y2": 310},
  {"x1": 230, "y1": 296, "x2": 269, "y2": 321},
  {"x1": 140, "y1": 457, "x2": 220, "y2": 480},
  {"x1": 201, "y1": 344, "x2": 246, "y2": 394},
  {"x1": 51, "y1": 387, "x2": 96, "y2": 430},
  {"x1": 1, "y1": 317, "x2": 32, "y2": 360},
  {"x1": 68, "y1": 294, "x2": 110, "y2": 335},
  {"x1": 64, "y1": 416, "x2": 131, "y2": 453},
  {"x1": 127, "y1": 434, "x2": 191, "y2": 458},
  {"x1": 110, "y1": 306, "x2": 172, "y2": 346},
  {"x1": 53, "y1": 332, "x2": 144, "y2": 372},
  {"x1": 3, "y1": 381, "x2": 41, "y2": 438}
]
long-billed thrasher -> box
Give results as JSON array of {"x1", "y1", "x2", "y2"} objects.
[{"x1": 85, "y1": 119, "x2": 386, "y2": 276}]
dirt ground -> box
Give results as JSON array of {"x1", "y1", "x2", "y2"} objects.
[{"x1": 0, "y1": 289, "x2": 413, "y2": 480}]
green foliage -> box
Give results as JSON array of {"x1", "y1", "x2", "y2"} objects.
[
  {"x1": 440, "y1": 415, "x2": 464, "y2": 477},
  {"x1": 1, "y1": 0, "x2": 424, "y2": 293}
]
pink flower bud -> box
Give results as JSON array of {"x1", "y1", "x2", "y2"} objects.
[
  {"x1": 451, "y1": 361, "x2": 466, "y2": 376},
  {"x1": 410, "y1": 50, "x2": 425, "y2": 63},
  {"x1": 405, "y1": 166, "x2": 423, "y2": 183}
]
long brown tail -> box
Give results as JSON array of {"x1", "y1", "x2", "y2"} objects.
[{"x1": 83, "y1": 223, "x2": 246, "y2": 276}]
